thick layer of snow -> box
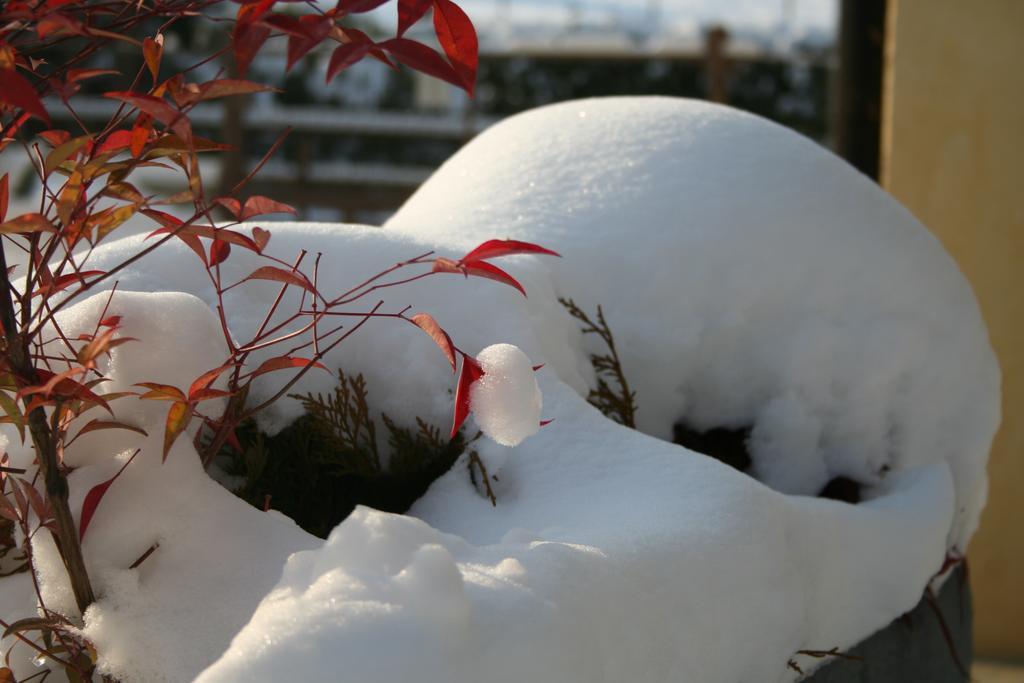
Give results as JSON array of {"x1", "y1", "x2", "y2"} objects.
[
  {"x1": 200, "y1": 390, "x2": 954, "y2": 683},
  {"x1": 471, "y1": 344, "x2": 543, "y2": 447},
  {"x1": 387, "y1": 96, "x2": 1000, "y2": 552},
  {"x1": 0, "y1": 97, "x2": 999, "y2": 682}
]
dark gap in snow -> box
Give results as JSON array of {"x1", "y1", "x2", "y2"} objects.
[
  {"x1": 671, "y1": 421, "x2": 864, "y2": 504},
  {"x1": 671, "y1": 422, "x2": 753, "y2": 473},
  {"x1": 817, "y1": 476, "x2": 863, "y2": 504},
  {"x1": 228, "y1": 412, "x2": 468, "y2": 539}
]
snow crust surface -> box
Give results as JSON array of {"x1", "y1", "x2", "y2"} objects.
[{"x1": 0, "y1": 97, "x2": 1000, "y2": 682}]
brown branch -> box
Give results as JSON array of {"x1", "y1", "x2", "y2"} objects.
[
  {"x1": 0, "y1": 246, "x2": 95, "y2": 615},
  {"x1": 924, "y1": 587, "x2": 970, "y2": 680},
  {"x1": 467, "y1": 449, "x2": 497, "y2": 506},
  {"x1": 128, "y1": 542, "x2": 159, "y2": 570},
  {"x1": 794, "y1": 647, "x2": 863, "y2": 662}
]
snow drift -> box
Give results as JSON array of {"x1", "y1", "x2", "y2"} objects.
[{"x1": 0, "y1": 97, "x2": 1000, "y2": 682}]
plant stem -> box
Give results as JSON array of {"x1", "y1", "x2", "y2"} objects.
[{"x1": 0, "y1": 245, "x2": 96, "y2": 615}]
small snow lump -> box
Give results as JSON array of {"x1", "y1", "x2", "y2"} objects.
[{"x1": 470, "y1": 343, "x2": 542, "y2": 447}]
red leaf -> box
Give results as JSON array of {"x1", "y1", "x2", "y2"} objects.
[
  {"x1": 451, "y1": 353, "x2": 484, "y2": 439},
  {"x1": 327, "y1": 42, "x2": 370, "y2": 82},
  {"x1": 22, "y1": 369, "x2": 111, "y2": 414},
  {"x1": 337, "y1": 0, "x2": 391, "y2": 13},
  {"x1": 34, "y1": 269, "x2": 105, "y2": 296},
  {"x1": 134, "y1": 382, "x2": 187, "y2": 402},
  {"x1": 216, "y1": 197, "x2": 242, "y2": 219},
  {"x1": 17, "y1": 479, "x2": 48, "y2": 522},
  {"x1": 37, "y1": 129, "x2": 70, "y2": 147},
  {"x1": 152, "y1": 225, "x2": 206, "y2": 265},
  {"x1": 100, "y1": 315, "x2": 122, "y2": 328},
  {"x1": 142, "y1": 209, "x2": 182, "y2": 229},
  {"x1": 0, "y1": 174, "x2": 7, "y2": 223},
  {"x1": 187, "y1": 363, "x2": 236, "y2": 398},
  {"x1": 9, "y1": 479, "x2": 28, "y2": 518},
  {"x1": 286, "y1": 15, "x2": 333, "y2": 71},
  {"x1": 215, "y1": 198, "x2": 240, "y2": 223},
  {"x1": 77, "y1": 327, "x2": 133, "y2": 367},
  {"x1": 97, "y1": 129, "x2": 133, "y2": 154},
  {"x1": 197, "y1": 79, "x2": 277, "y2": 102},
  {"x1": 539, "y1": 419, "x2": 554, "y2": 427},
  {"x1": 433, "y1": 257, "x2": 527, "y2": 296},
  {"x1": 162, "y1": 401, "x2": 191, "y2": 461},
  {"x1": 130, "y1": 116, "x2": 151, "y2": 158},
  {"x1": 241, "y1": 195, "x2": 297, "y2": 220},
  {"x1": 74, "y1": 419, "x2": 148, "y2": 440},
  {"x1": 19, "y1": 367, "x2": 82, "y2": 398},
  {"x1": 148, "y1": 218, "x2": 266, "y2": 264},
  {"x1": 23, "y1": 396, "x2": 55, "y2": 414},
  {"x1": 79, "y1": 449, "x2": 140, "y2": 541},
  {"x1": 189, "y1": 388, "x2": 234, "y2": 403},
  {"x1": 339, "y1": 27, "x2": 395, "y2": 68},
  {"x1": 103, "y1": 92, "x2": 178, "y2": 129},
  {"x1": 262, "y1": 13, "x2": 304, "y2": 36},
  {"x1": 0, "y1": 497, "x2": 20, "y2": 524},
  {"x1": 233, "y1": 22, "x2": 271, "y2": 78},
  {"x1": 0, "y1": 70, "x2": 49, "y2": 124},
  {"x1": 242, "y1": 266, "x2": 317, "y2": 294},
  {"x1": 147, "y1": 221, "x2": 261, "y2": 253},
  {"x1": 66, "y1": 68, "x2": 119, "y2": 84},
  {"x1": 210, "y1": 239, "x2": 231, "y2": 266},
  {"x1": 252, "y1": 226, "x2": 271, "y2": 252},
  {"x1": 460, "y1": 239, "x2": 561, "y2": 263},
  {"x1": 104, "y1": 92, "x2": 190, "y2": 144},
  {"x1": 465, "y1": 261, "x2": 527, "y2": 295},
  {"x1": 44, "y1": 135, "x2": 90, "y2": 175},
  {"x1": 36, "y1": 13, "x2": 84, "y2": 40},
  {"x1": 143, "y1": 34, "x2": 164, "y2": 81},
  {"x1": 431, "y1": 256, "x2": 463, "y2": 274},
  {"x1": 251, "y1": 356, "x2": 328, "y2": 378},
  {"x1": 378, "y1": 38, "x2": 464, "y2": 90},
  {"x1": 410, "y1": 313, "x2": 456, "y2": 372},
  {"x1": 224, "y1": 428, "x2": 243, "y2": 453},
  {"x1": 433, "y1": 0, "x2": 478, "y2": 94},
  {"x1": 237, "y1": 0, "x2": 275, "y2": 24},
  {"x1": 398, "y1": 0, "x2": 432, "y2": 36}
]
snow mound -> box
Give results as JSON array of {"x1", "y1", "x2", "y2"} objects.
[
  {"x1": 199, "y1": 98, "x2": 996, "y2": 681},
  {"x1": 387, "y1": 96, "x2": 1000, "y2": 551},
  {"x1": 201, "y1": 391, "x2": 956, "y2": 683},
  {"x1": 0, "y1": 97, "x2": 999, "y2": 683},
  {"x1": 471, "y1": 343, "x2": 543, "y2": 447}
]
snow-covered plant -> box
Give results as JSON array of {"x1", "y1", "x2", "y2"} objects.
[
  {"x1": 0, "y1": 1, "x2": 556, "y2": 678},
  {"x1": 227, "y1": 369, "x2": 473, "y2": 536}
]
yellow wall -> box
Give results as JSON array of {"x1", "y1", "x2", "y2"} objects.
[{"x1": 881, "y1": 0, "x2": 1024, "y2": 659}]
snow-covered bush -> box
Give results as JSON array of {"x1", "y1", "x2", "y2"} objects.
[
  {"x1": 0, "y1": 93, "x2": 999, "y2": 681},
  {"x1": 0, "y1": 4, "x2": 1000, "y2": 679}
]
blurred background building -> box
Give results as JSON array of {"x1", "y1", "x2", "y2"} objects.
[
  {"x1": 237, "y1": 0, "x2": 839, "y2": 222},
  {"x1": 37, "y1": 0, "x2": 842, "y2": 224}
]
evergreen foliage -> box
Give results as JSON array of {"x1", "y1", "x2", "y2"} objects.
[
  {"x1": 227, "y1": 370, "x2": 467, "y2": 538},
  {"x1": 559, "y1": 298, "x2": 638, "y2": 428}
]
